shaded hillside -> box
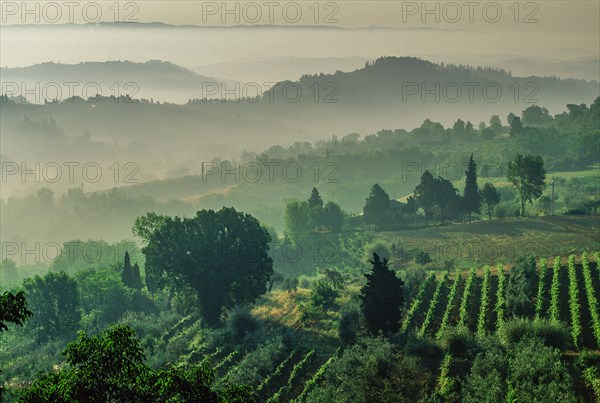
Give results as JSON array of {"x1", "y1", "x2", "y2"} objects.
[
  {"x1": 1, "y1": 57, "x2": 597, "y2": 198},
  {"x1": 0, "y1": 60, "x2": 235, "y2": 104}
]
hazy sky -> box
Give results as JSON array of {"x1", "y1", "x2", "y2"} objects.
[
  {"x1": 142, "y1": 1, "x2": 598, "y2": 34},
  {"x1": 1, "y1": 1, "x2": 598, "y2": 79},
  {"x1": 1, "y1": 1, "x2": 598, "y2": 35}
]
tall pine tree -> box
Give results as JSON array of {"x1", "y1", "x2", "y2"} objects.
[
  {"x1": 121, "y1": 251, "x2": 132, "y2": 287},
  {"x1": 308, "y1": 187, "x2": 324, "y2": 229},
  {"x1": 363, "y1": 184, "x2": 391, "y2": 225},
  {"x1": 131, "y1": 263, "x2": 143, "y2": 290},
  {"x1": 360, "y1": 253, "x2": 404, "y2": 335},
  {"x1": 307, "y1": 187, "x2": 323, "y2": 209},
  {"x1": 463, "y1": 153, "x2": 481, "y2": 220}
]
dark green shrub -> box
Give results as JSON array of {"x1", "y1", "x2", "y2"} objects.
[
  {"x1": 403, "y1": 333, "x2": 444, "y2": 360},
  {"x1": 414, "y1": 249, "x2": 432, "y2": 265},
  {"x1": 505, "y1": 255, "x2": 538, "y2": 318},
  {"x1": 338, "y1": 306, "x2": 360, "y2": 345},
  {"x1": 298, "y1": 302, "x2": 325, "y2": 325},
  {"x1": 438, "y1": 325, "x2": 477, "y2": 358},
  {"x1": 506, "y1": 338, "x2": 576, "y2": 402},
  {"x1": 225, "y1": 336, "x2": 286, "y2": 387},
  {"x1": 499, "y1": 318, "x2": 570, "y2": 350},
  {"x1": 306, "y1": 337, "x2": 427, "y2": 403},
  {"x1": 310, "y1": 281, "x2": 338, "y2": 309},
  {"x1": 228, "y1": 306, "x2": 259, "y2": 342},
  {"x1": 463, "y1": 345, "x2": 508, "y2": 403}
]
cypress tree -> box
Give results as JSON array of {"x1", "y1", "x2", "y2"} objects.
[
  {"x1": 363, "y1": 184, "x2": 391, "y2": 225},
  {"x1": 122, "y1": 251, "x2": 132, "y2": 287},
  {"x1": 360, "y1": 253, "x2": 404, "y2": 335},
  {"x1": 131, "y1": 263, "x2": 143, "y2": 290},
  {"x1": 308, "y1": 187, "x2": 324, "y2": 229},
  {"x1": 307, "y1": 187, "x2": 324, "y2": 209},
  {"x1": 463, "y1": 153, "x2": 481, "y2": 220}
]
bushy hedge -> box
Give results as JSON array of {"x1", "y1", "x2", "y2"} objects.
[{"x1": 498, "y1": 318, "x2": 570, "y2": 350}]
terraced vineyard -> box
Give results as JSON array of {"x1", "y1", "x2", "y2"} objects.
[
  {"x1": 295, "y1": 253, "x2": 600, "y2": 400},
  {"x1": 361, "y1": 253, "x2": 598, "y2": 402},
  {"x1": 382, "y1": 253, "x2": 600, "y2": 352},
  {"x1": 207, "y1": 253, "x2": 600, "y2": 401}
]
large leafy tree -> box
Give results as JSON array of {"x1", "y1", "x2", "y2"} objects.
[
  {"x1": 320, "y1": 201, "x2": 344, "y2": 232},
  {"x1": 489, "y1": 115, "x2": 503, "y2": 132},
  {"x1": 20, "y1": 324, "x2": 252, "y2": 402},
  {"x1": 415, "y1": 171, "x2": 461, "y2": 221},
  {"x1": 480, "y1": 183, "x2": 501, "y2": 220},
  {"x1": 135, "y1": 207, "x2": 273, "y2": 325},
  {"x1": 463, "y1": 154, "x2": 481, "y2": 220},
  {"x1": 23, "y1": 271, "x2": 81, "y2": 341},
  {"x1": 0, "y1": 291, "x2": 32, "y2": 399},
  {"x1": 360, "y1": 253, "x2": 404, "y2": 335},
  {"x1": 465, "y1": 121, "x2": 475, "y2": 138},
  {"x1": 521, "y1": 105, "x2": 553, "y2": 126},
  {"x1": 436, "y1": 178, "x2": 462, "y2": 220},
  {"x1": 509, "y1": 116, "x2": 524, "y2": 136},
  {"x1": 414, "y1": 171, "x2": 437, "y2": 220},
  {"x1": 506, "y1": 154, "x2": 546, "y2": 216},
  {"x1": 507, "y1": 112, "x2": 516, "y2": 125},
  {"x1": 363, "y1": 183, "x2": 391, "y2": 225},
  {"x1": 452, "y1": 118, "x2": 466, "y2": 137},
  {"x1": 284, "y1": 200, "x2": 313, "y2": 243}
]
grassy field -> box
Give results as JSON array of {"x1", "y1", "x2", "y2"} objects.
[
  {"x1": 549, "y1": 164, "x2": 600, "y2": 180},
  {"x1": 378, "y1": 215, "x2": 600, "y2": 269}
]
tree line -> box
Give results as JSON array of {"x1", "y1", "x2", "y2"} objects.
[{"x1": 362, "y1": 152, "x2": 545, "y2": 225}]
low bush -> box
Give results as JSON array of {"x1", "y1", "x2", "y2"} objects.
[{"x1": 498, "y1": 318, "x2": 570, "y2": 350}]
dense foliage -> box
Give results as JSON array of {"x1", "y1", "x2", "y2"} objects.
[
  {"x1": 134, "y1": 207, "x2": 273, "y2": 325},
  {"x1": 1, "y1": 97, "x2": 599, "y2": 401},
  {"x1": 360, "y1": 253, "x2": 404, "y2": 335},
  {"x1": 19, "y1": 325, "x2": 252, "y2": 402}
]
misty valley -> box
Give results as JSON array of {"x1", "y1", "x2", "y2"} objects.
[{"x1": 1, "y1": 6, "x2": 599, "y2": 403}]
